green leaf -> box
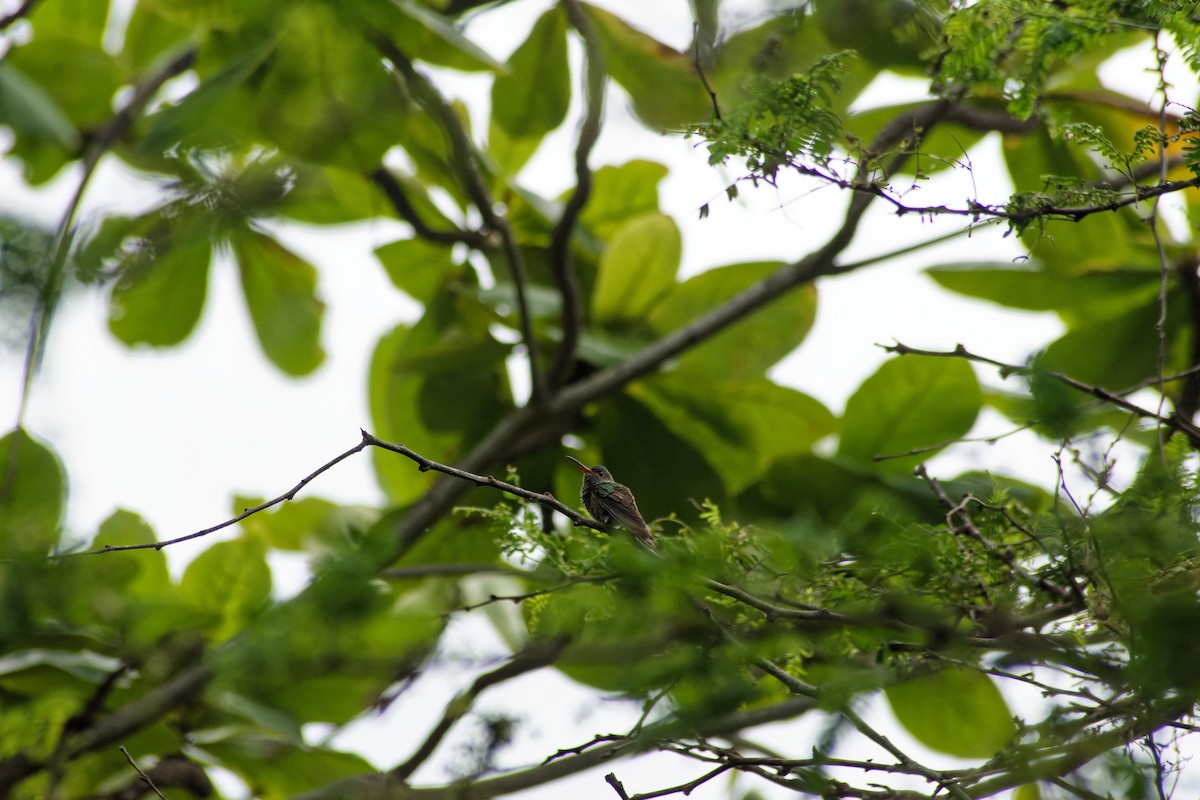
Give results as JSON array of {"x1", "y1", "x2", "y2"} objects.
[
  {"x1": 255, "y1": 5, "x2": 410, "y2": 168},
  {"x1": 0, "y1": 428, "x2": 66, "y2": 557},
  {"x1": 595, "y1": 393, "x2": 727, "y2": 524},
  {"x1": 388, "y1": 0, "x2": 505, "y2": 73},
  {"x1": 632, "y1": 375, "x2": 837, "y2": 492},
  {"x1": 839, "y1": 356, "x2": 981, "y2": 471},
  {"x1": 927, "y1": 263, "x2": 1161, "y2": 326},
  {"x1": 277, "y1": 163, "x2": 395, "y2": 225},
  {"x1": 584, "y1": 3, "x2": 711, "y2": 130},
  {"x1": 885, "y1": 668, "x2": 1016, "y2": 759},
  {"x1": 89, "y1": 509, "x2": 171, "y2": 594},
  {"x1": 648, "y1": 261, "x2": 816, "y2": 381},
  {"x1": 205, "y1": 733, "x2": 377, "y2": 796},
  {"x1": 108, "y1": 231, "x2": 212, "y2": 348},
  {"x1": 140, "y1": 38, "x2": 276, "y2": 154},
  {"x1": 180, "y1": 537, "x2": 272, "y2": 640},
  {"x1": 0, "y1": 64, "x2": 79, "y2": 150},
  {"x1": 1040, "y1": 295, "x2": 1189, "y2": 389},
  {"x1": 0, "y1": 650, "x2": 124, "y2": 695},
  {"x1": 232, "y1": 228, "x2": 326, "y2": 377},
  {"x1": 5, "y1": 39, "x2": 125, "y2": 130},
  {"x1": 576, "y1": 160, "x2": 669, "y2": 242},
  {"x1": 489, "y1": 7, "x2": 570, "y2": 174},
  {"x1": 592, "y1": 212, "x2": 680, "y2": 324},
  {"x1": 374, "y1": 238, "x2": 455, "y2": 302},
  {"x1": 369, "y1": 314, "x2": 512, "y2": 504},
  {"x1": 237, "y1": 496, "x2": 376, "y2": 554}
]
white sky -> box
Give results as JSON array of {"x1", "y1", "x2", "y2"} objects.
[{"x1": 1, "y1": 1, "x2": 1197, "y2": 798}]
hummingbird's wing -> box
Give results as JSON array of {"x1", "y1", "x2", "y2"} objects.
[{"x1": 596, "y1": 484, "x2": 655, "y2": 549}]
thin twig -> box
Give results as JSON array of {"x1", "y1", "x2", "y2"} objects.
[
  {"x1": 119, "y1": 747, "x2": 167, "y2": 800},
  {"x1": 605, "y1": 773, "x2": 631, "y2": 800}
]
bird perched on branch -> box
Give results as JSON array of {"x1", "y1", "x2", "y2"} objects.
[{"x1": 566, "y1": 455, "x2": 655, "y2": 549}]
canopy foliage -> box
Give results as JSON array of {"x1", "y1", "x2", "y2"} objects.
[{"x1": 3, "y1": 0, "x2": 1200, "y2": 798}]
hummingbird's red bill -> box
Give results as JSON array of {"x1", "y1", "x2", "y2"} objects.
[{"x1": 565, "y1": 455, "x2": 593, "y2": 472}]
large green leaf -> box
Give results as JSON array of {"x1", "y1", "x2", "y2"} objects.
[
  {"x1": 254, "y1": 4, "x2": 410, "y2": 168},
  {"x1": 1040, "y1": 294, "x2": 1190, "y2": 389},
  {"x1": 0, "y1": 649, "x2": 124, "y2": 696},
  {"x1": 277, "y1": 163, "x2": 395, "y2": 225},
  {"x1": 648, "y1": 261, "x2": 816, "y2": 381},
  {"x1": 374, "y1": 238, "x2": 456, "y2": 303},
  {"x1": 576, "y1": 159, "x2": 669, "y2": 242},
  {"x1": 632, "y1": 375, "x2": 837, "y2": 493},
  {"x1": 489, "y1": 7, "x2": 570, "y2": 175},
  {"x1": 839, "y1": 357, "x2": 981, "y2": 471},
  {"x1": 180, "y1": 537, "x2": 272, "y2": 641},
  {"x1": 0, "y1": 429, "x2": 66, "y2": 557},
  {"x1": 595, "y1": 393, "x2": 727, "y2": 526},
  {"x1": 237, "y1": 496, "x2": 375, "y2": 554},
  {"x1": 232, "y1": 228, "x2": 326, "y2": 377},
  {"x1": 387, "y1": 0, "x2": 505, "y2": 73},
  {"x1": 927, "y1": 263, "x2": 1161, "y2": 326},
  {"x1": 584, "y1": 3, "x2": 711, "y2": 130},
  {"x1": 885, "y1": 668, "x2": 1016, "y2": 759},
  {"x1": 0, "y1": 64, "x2": 79, "y2": 150},
  {"x1": 592, "y1": 212, "x2": 680, "y2": 325},
  {"x1": 205, "y1": 733, "x2": 377, "y2": 796},
  {"x1": 5, "y1": 39, "x2": 125, "y2": 130},
  {"x1": 140, "y1": 38, "x2": 276, "y2": 154},
  {"x1": 369, "y1": 308, "x2": 512, "y2": 504},
  {"x1": 109, "y1": 232, "x2": 212, "y2": 348}
]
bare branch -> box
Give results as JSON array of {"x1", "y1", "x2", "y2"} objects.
[{"x1": 70, "y1": 438, "x2": 372, "y2": 555}]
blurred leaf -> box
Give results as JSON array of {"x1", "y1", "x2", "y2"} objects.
[
  {"x1": 181, "y1": 536, "x2": 272, "y2": 640},
  {"x1": 108, "y1": 231, "x2": 212, "y2": 348},
  {"x1": 648, "y1": 261, "x2": 816, "y2": 381},
  {"x1": 255, "y1": 5, "x2": 410, "y2": 168},
  {"x1": 237, "y1": 496, "x2": 375, "y2": 554},
  {"x1": 489, "y1": 7, "x2": 570, "y2": 174},
  {"x1": 592, "y1": 212, "x2": 680, "y2": 325},
  {"x1": 927, "y1": 263, "x2": 1160, "y2": 326},
  {"x1": 232, "y1": 228, "x2": 326, "y2": 376},
  {"x1": 388, "y1": 0, "x2": 505, "y2": 73},
  {"x1": 577, "y1": 160, "x2": 669, "y2": 241},
  {"x1": 596, "y1": 393, "x2": 727, "y2": 524},
  {"x1": 374, "y1": 238, "x2": 455, "y2": 302},
  {"x1": 204, "y1": 733, "x2": 377, "y2": 796},
  {"x1": 846, "y1": 102, "x2": 984, "y2": 175},
  {"x1": 141, "y1": 38, "x2": 276, "y2": 154},
  {"x1": 0, "y1": 650, "x2": 123, "y2": 695},
  {"x1": 0, "y1": 64, "x2": 79, "y2": 150},
  {"x1": 885, "y1": 668, "x2": 1016, "y2": 758},
  {"x1": 839, "y1": 357, "x2": 981, "y2": 471},
  {"x1": 814, "y1": 0, "x2": 943, "y2": 72},
  {"x1": 277, "y1": 163, "x2": 394, "y2": 225},
  {"x1": 584, "y1": 3, "x2": 711, "y2": 130},
  {"x1": 0, "y1": 428, "x2": 65, "y2": 557},
  {"x1": 632, "y1": 375, "x2": 836, "y2": 492},
  {"x1": 1040, "y1": 294, "x2": 1189, "y2": 389},
  {"x1": 5, "y1": 39, "x2": 125, "y2": 130}
]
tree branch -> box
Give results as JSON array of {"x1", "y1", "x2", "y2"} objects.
[
  {"x1": 392, "y1": 639, "x2": 568, "y2": 780},
  {"x1": 375, "y1": 37, "x2": 549, "y2": 404},
  {"x1": 881, "y1": 341, "x2": 1200, "y2": 443},
  {"x1": 547, "y1": 0, "x2": 606, "y2": 387},
  {"x1": 368, "y1": 166, "x2": 492, "y2": 249}
]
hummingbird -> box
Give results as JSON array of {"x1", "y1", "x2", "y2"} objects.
[{"x1": 565, "y1": 455, "x2": 655, "y2": 549}]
